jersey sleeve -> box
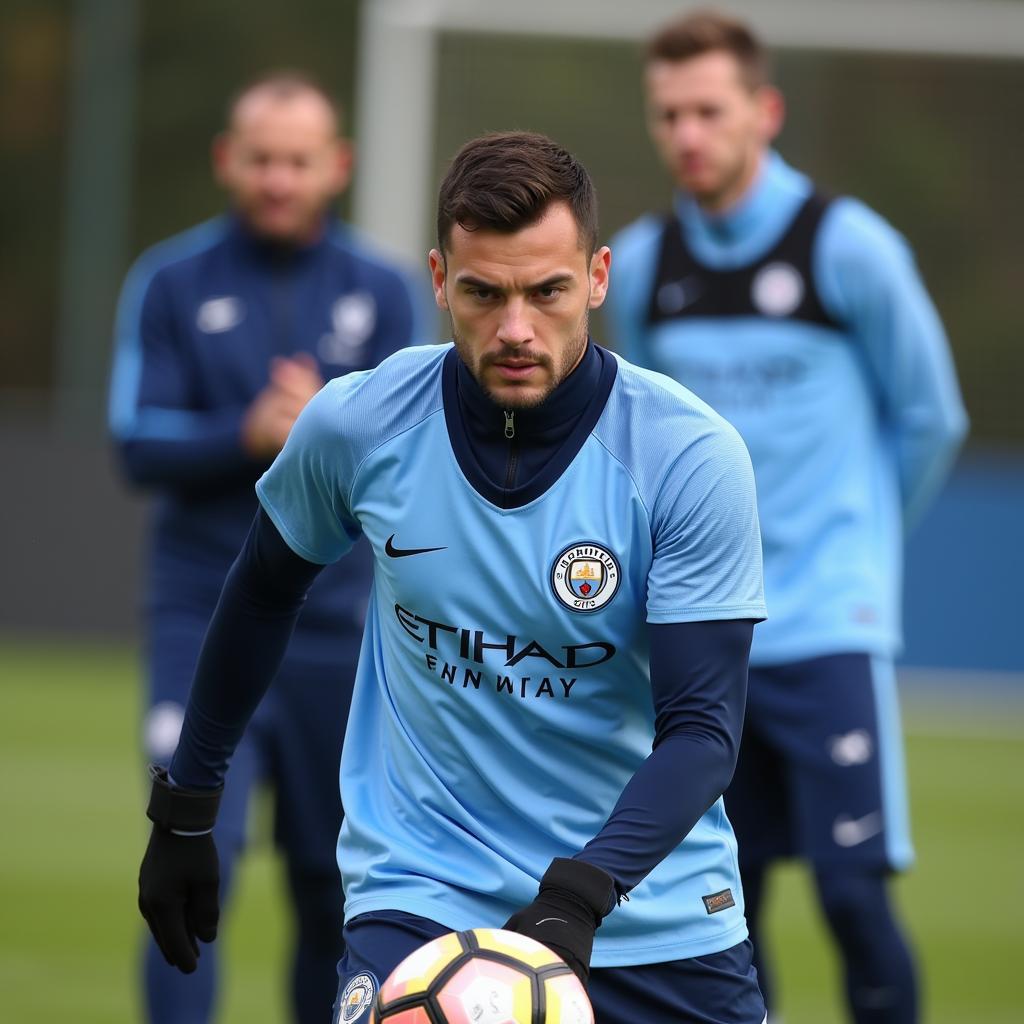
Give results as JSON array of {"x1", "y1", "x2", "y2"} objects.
[
  {"x1": 646, "y1": 424, "x2": 766, "y2": 623},
  {"x1": 108, "y1": 257, "x2": 257, "y2": 488},
  {"x1": 109, "y1": 267, "x2": 193, "y2": 424},
  {"x1": 816, "y1": 199, "x2": 969, "y2": 525},
  {"x1": 255, "y1": 377, "x2": 364, "y2": 564}
]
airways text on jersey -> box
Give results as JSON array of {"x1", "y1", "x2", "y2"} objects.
[{"x1": 395, "y1": 603, "x2": 616, "y2": 699}]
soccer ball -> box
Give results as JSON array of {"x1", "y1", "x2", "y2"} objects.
[{"x1": 371, "y1": 927, "x2": 593, "y2": 1023}]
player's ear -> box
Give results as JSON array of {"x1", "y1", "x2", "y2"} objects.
[
  {"x1": 331, "y1": 138, "x2": 354, "y2": 195},
  {"x1": 211, "y1": 132, "x2": 232, "y2": 187},
  {"x1": 428, "y1": 249, "x2": 449, "y2": 310},
  {"x1": 756, "y1": 85, "x2": 785, "y2": 145},
  {"x1": 588, "y1": 246, "x2": 611, "y2": 309}
]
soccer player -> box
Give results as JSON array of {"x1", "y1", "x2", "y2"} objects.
[
  {"x1": 605, "y1": 11, "x2": 969, "y2": 1023},
  {"x1": 136, "y1": 130, "x2": 771, "y2": 1024},
  {"x1": 109, "y1": 73, "x2": 423, "y2": 1024}
]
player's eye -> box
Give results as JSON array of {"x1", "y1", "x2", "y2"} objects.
[
  {"x1": 534, "y1": 286, "x2": 564, "y2": 301},
  {"x1": 466, "y1": 287, "x2": 497, "y2": 302}
]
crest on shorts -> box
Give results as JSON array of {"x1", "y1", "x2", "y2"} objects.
[
  {"x1": 336, "y1": 972, "x2": 377, "y2": 1023},
  {"x1": 551, "y1": 542, "x2": 621, "y2": 613}
]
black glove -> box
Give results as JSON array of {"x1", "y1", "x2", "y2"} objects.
[
  {"x1": 503, "y1": 858, "x2": 618, "y2": 985},
  {"x1": 138, "y1": 765, "x2": 223, "y2": 973}
]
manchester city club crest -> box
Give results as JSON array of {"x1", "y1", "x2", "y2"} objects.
[
  {"x1": 334, "y1": 971, "x2": 377, "y2": 1024},
  {"x1": 550, "y1": 542, "x2": 621, "y2": 613}
]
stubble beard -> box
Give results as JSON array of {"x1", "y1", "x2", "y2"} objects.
[
  {"x1": 451, "y1": 307, "x2": 590, "y2": 411},
  {"x1": 693, "y1": 145, "x2": 758, "y2": 212}
]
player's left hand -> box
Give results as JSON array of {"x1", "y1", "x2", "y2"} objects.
[{"x1": 503, "y1": 858, "x2": 618, "y2": 986}]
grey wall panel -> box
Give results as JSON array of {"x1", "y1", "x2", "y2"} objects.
[{"x1": 0, "y1": 417, "x2": 145, "y2": 640}]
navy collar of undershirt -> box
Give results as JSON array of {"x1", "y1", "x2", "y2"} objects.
[{"x1": 442, "y1": 340, "x2": 618, "y2": 509}]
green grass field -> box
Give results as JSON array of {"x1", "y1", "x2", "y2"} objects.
[{"x1": 1, "y1": 641, "x2": 1021, "y2": 1023}]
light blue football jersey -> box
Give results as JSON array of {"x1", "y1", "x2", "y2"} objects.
[
  {"x1": 608, "y1": 152, "x2": 967, "y2": 665},
  {"x1": 256, "y1": 343, "x2": 765, "y2": 966}
]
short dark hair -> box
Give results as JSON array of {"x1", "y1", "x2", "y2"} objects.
[
  {"x1": 227, "y1": 70, "x2": 343, "y2": 133},
  {"x1": 436, "y1": 131, "x2": 598, "y2": 256},
  {"x1": 646, "y1": 9, "x2": 770, "y2": 90}
]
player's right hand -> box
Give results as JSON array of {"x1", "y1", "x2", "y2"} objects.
[
  {"x1": 138, "y1": 766, "x2": 223, "y2": 973},
  {"x1": 241, "y1": 386, "x2": 303, "y2": 458},
  {"x1": 503, "y1": 858, "x2": 618, "y2": 986}
]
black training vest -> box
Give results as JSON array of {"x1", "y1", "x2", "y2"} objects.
[{"x1": 645, "y1": 193, "x2": 842, "y2": 330}]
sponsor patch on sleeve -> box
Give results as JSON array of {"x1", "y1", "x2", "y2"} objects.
[{"x1": 702, "y1": 888, "x2": 736, "y2": 915}]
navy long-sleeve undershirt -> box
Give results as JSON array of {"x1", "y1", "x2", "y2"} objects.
[
  {"x1": 171, "y1": 508, "x2": 753, "y2": 900},
  {"x1": 169, "y1": 508, "x2": 323, "y2": 788},
  {"x1": 575, "y1": 617, "x2": 752, "y2": 895}
]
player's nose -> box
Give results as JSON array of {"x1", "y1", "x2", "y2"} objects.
[
  {"x1": 496, "y1": 300, "x2": 533, "y2": 345},
  {"x1": 263, "y1": 161, "x2": 299, "y2": 194},
  {"x1": 673, "y1": 115, "x2": 703, "y2": 150}
]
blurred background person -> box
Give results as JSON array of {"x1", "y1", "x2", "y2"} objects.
[
  {"x1": 606, "y1": 9, "x2": 968, "y2": 1024},
  {"x1": 107, "y1": 71, "x2": 424, "y2": 1024}
]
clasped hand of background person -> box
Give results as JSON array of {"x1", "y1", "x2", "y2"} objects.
[{"x1": 241, "y1": 354, "x2": 324, "y2": 459}]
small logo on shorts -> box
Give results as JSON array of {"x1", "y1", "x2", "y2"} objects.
[
  {"x1": 833, "y1": 811, "x2": 883, "y2": 848},
  {"x1": 702, "y1": 888, "x2": 736, "y2": 915},
  {"x1": 550, "y1": 542, "x2": 621, "y2": 613},
  {"x1": 337, "y1": 972, "x2": 376, "y2": 1023},
  {"x1": 829, "y1": 729, "x2": 874, "y2": 766}
]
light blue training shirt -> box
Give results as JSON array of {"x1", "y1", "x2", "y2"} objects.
[{"x1": 256, "y1": 343, "x2": 765, "y2": 966}]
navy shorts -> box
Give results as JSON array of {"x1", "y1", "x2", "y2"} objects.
[
  {"x1": 143, "y1": 603, "x2": 357, "y2": 875},
  {"x1": 725, "y1": 653, "x2": 913, "y2": 871},
  {"x1": 333, "y1": 911, "x2": 766, "y2": 1024}
]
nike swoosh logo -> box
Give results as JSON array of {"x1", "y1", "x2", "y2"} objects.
[
  {"x1": 832, "y1": 811, "x2": 883, "y2": 848},
  {"x1": 534, "y1": 917, "x2": 568, "y2": 926},
  {"x1": 384, "y1": 534, "x2": 447, "y2": 558},
  {"x1": 656, "y1": 275, "x2": 704, "y2": 315}
]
